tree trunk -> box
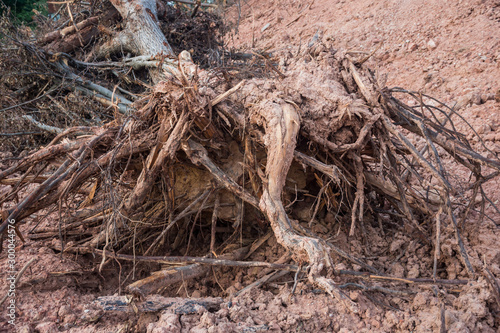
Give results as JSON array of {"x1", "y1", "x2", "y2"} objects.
[{"x1": 108, "y1": 0, "x2": 174, "y2": 58}]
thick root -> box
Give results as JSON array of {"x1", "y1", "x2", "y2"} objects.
[{"x1": 255, "y1": 99, "x2": 355, "y2": 307}]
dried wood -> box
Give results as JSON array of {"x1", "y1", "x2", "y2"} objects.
[
  {"x1": 96, "y1": 295, "x2": 223, "y2": 313},
  {"x1": 39, "y1": 16, "x2": 99, "y2": 44},
  {"x1": 127, "y1": 247, "x2": 248, "y2": 296}
]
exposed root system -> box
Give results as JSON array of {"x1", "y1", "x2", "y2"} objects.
[{"x1": 1, "y1": 1, "x2": 499, "y2": 311}]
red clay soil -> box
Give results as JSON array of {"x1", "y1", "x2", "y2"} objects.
[{"x1": 1, "y1": 0, "x2": 500, "y2": 332}]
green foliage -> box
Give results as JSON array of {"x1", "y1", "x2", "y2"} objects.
[{"x1": 1, "y1": 0, "x2": 48, "y2": 23}]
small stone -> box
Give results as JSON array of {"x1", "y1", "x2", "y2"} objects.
[
  {"x1": 200, "y1": 312, "x2": 216, "y2": 327},
  {"x1": 35, "y1": 322, "x2": 58, "y2": 333},
  {"x1": 481, "y1": 93, "x2": 495, "y2": 104},
  {"x1": 191, "y1": 290, "x2": 201, "y2": 298},
  {"x1": 389, "y1": 238, "x2": 406, "y2": 252},
  {"x1": 17, "y1": 325, "x2": 32, "y2": 333},
  {"x1": 471, "y1": 92, "x2": 482, "y2": 105},
  {"x1": 407, "y1": 264, "x2": 420, "y2": 278},
  {"x1": 154, "y1": 313, "x2": 181, "y2": 333},
  {"x1": 58, "y1": 305, "x2": 71, "y2": 318},
  {"x1": 412, "y1": 292, "x2": 429, "y2": 309},
  {"x1": 216, "y1": 308, "x2": 229, "y2": 318},
  {"x1": 349, "y1": 291, "x2": 360, "y2": 301},
  {"x1": 390, "y1": 263, "x2": 405, "y2": 278},
  {"x1": 325, "y1": 212, "x2": 335, "y2": 224},
  {"x1": 483, "y1": 133, "x2": 496, "y2": 142},
  {"x1": 64, "y1": 314, "x2": 77, "y2": 324},
  {"x1": 427, "y1": 39, "x2": 437, "y2": 50},
  {"x1": 476, "y1": 124, "x2": 491, "y2": 134},
  {"x1": 335, "y1": 263, "x2": 347, "y2": 271}
]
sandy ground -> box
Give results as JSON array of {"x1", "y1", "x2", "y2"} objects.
[{"x1": 1, "y1": 0, "x2": 500, "y2": 332}]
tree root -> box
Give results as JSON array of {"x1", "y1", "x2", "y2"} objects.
[{"x1": 1, "y1": 34, "x2": 500, "y2": 311}]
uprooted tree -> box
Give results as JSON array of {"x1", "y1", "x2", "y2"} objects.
[{"x1": 1, "y1": 0, "x2": 499, "y2": 310}]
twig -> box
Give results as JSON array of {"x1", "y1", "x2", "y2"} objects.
[
  {"x1": 0, "y1": 132, "x2": 43, "y2": 136},
  {"x1": 66, "y1": 3, "x2": 84, "y2": 47},
  {"x1": 286, "y1": 0, "x2": 315, "y2": 27},
  {"x1": 190, "y1": 0, "x2": 201, "y2": 18},
  {"x1": 440, "y1": 304, "x2": 446, "y2": 333},
  {"x1": 445, "y1": 196, "x2": 475, "y2": 275},
  {"x1": 54, "y1": 61, "x2": 133, "y2": 113},
  {"x1": 338, "y1": 270, "x2": 468, "y2": 285},
  {"x1": 22, "y1": 115, "x2": 63, "y2": 134},
  {"x1": 182, "y1": 139, "x2": 260, "y2": 209},
  {"x1": 433, "y1": 207, "x2": 443, "y2": 280},
  {"x1": 483, "y1": 261, "x2": 500, "y2": 308},
  {"x1": 0, "y1": 132, "x2": 110, "y2": 235},
  {"x1": 294, "y1": 151, "x2": 344, "y2": 184},
  {"x1": 210, "y1": 193, "x2": 220, "y2": 256},
  {"x1": 291, "y1": 265, "x2": 301, "y2": 294},
  {"x1": 0, "y1": 85, "x2": 61, "y2": 113},
  {"x1": 170, "y1": 0, "x2": 217, "y2": 8},
  {"x1": 245, "y1": 231, "x2": 273, "y2": 260},
  {"x1": 338, "y1": 282, "x2": 413, "y2": 296},
  {"x1": 95, "y1": 249, "x2": 299, "y2": 271},
  {"x1": 143, "y1": 188, "x2": 212, "y2": 256},
  {"x1": 210, "y1": 80, "x2": 245, "y2": 106},
  {"x1": 128, "y1": 264, "x2": 207, "y2": 297},
  {"x1": 233, "y1": 270, "x2": 289, "y2": 297}
]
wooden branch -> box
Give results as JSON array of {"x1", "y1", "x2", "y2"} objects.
[
  {"x1": 0, "y1": 132, "x2": 42, "y2": 136},
  {"x1": 0, "y1": 132, "x2": 112, "y2": 234},
  {"x1": 293, "y1": 151, "x2": 344, "y2": 184},
  {"x1": 170, "y1": 0, "x2": 218, "y2": 8},
  {"x1": 182, "y1": 139, "x2": 260, "y2": 209},
  {"x1": 123, "y1": 111, "x2": 190, "y2": 214},
  {"x1": 95, "y1": 249, "x2": 299, "y2": 271},
  {"x1": 39, "y1": 16, "x2": 99, "y2": 44},
  {"x1": 55, "y1": 61, "x2": 133, "y2": 113},
  {"x1": 0, "y1": 176, "x2": 49, "y2": 186},
  {"x1": 347, "y1": 59, "x2": 379, "y2": 106},
  {"x1": 22, "y1": 115, "x2": 63, "y2": 134},
  {"x1": 143, "y1": 189, "x2": 212, "y2": 256},
  {"x1": 338, "y1": 270, "x2": 468, "y2": 285},
  {"x1": 128, "y1": 264, "x2": 207, "y2": 297},
  {"x1": 127, "y1": 247, "x2": 249, "y2": 296},
  {"x1": 45, "y1": 25, "x2": 100, "y2": 53},
  {"x1": 210, "y1": 80, "x2": 245, "y2": 106},
  {"x1": 96, "y1": 295, "x2": 223, "y2": 313}
]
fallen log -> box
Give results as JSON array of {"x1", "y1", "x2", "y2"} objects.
[{"x1": 95, "y1": 295, "x2": 223, "y2": 313}]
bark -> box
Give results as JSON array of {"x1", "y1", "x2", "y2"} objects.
[
  {"x1": 255, "y1": 101, "x2": 331, "y2": 271},
  {"x1": 108, "y1": 0, "x2": 174, "y2": 58},
  {"x1": 39, "y1": 16, "x2": 99, "y2": 44}
]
